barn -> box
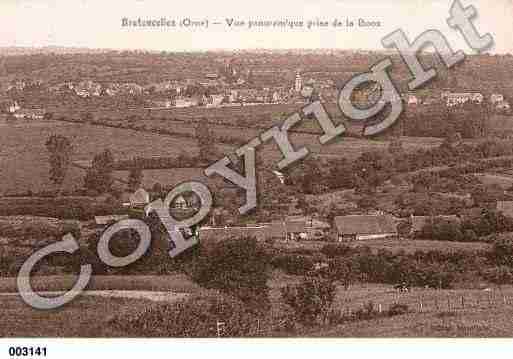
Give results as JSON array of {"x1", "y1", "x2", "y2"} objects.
[{"x1": 332, "y1": 215, "x2": 398, "y2": 242}]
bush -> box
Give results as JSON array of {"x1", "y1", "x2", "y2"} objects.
[
  {"x1": 419, "y1": 218, "x2": 463, "y2": 242},
  {"x1": 281, "y1": 277, "x2": 336, "y2": 326},
  {"x1": 387, "y1": 303, "x2": 409, "y2": 317},
  {"x1": 191, "y1": 237, "x2": 270, "y2": 309},
  {"x1": 320, "y1": 243, "x2": 353, "y2": 258},
  {"x1": 327, "y1": 258, "x2": 360, "y2": 290},
  {"x1": 353, "y1": 301, "x2": 378, "y2": 321},
  {"x1": 483, "y1": 266, "x2": 513, "y2": 286},
  {"x1": 111, "y1": 294, "x2": 260, "y2": 337},
  {"x1": 489, "y1": 236, "x2": 513, "y2": 267},
  {"x1": 271, "y1": 254, "x2": 313, "y2": 275}
]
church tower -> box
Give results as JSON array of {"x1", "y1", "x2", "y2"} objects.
[{"x1": 294, "y1": 69, "x2": 302, "y2": 92}]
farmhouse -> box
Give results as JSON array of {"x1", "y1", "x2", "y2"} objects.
[
  {"x1": 198, "y1": 225, "x2": 270, "y2": 243},
  {"x1": 332, "y1": 215, "x2": 398, "y2": 242},
  {"x1": 121, "y1": 189, "x2": 150, "y2": 209},
  {"x1": 11, "y1": 108, "x2": 45, "y2": 120},
  {"x1": 282, "y1": 220, "x2": 307, "y2": 240},
  {"x1": 406, "y1": 94, "x2": 420, "y2": 105},
  {"x1": 286, "y1": 216, "x2": 330, "y2": 240},
  {"x1": 174, "y1": 97, "x2": 199, "y2": 108},
  {"x1": 441, "y1": 91, "x2": 484, "y2": 107},
  {"x1": 410, "y1": 215, "x2": 461, "y2": 235},
  {"x1": 172, "y1": 195, "x2": 188, "y2": 209},
  {"x1": 95, "y1": 215, "x2": 130, "y2": 230},
  {"x1": 197, "y1": 219, "x2": 310, "y2": 243}
]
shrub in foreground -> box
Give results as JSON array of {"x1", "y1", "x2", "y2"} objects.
[
  {"x1": 190, "y1": 237, "x2": 270, "y2": 309},
  {"x1": 281, "y1": 276, "x2": 336, "y2": 326},
  {"x1": 111, "y1": 294, "x2": 260, "y2": 337}
]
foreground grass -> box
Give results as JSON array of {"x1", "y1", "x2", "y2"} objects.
[
  {"x1": 0, "y1": 295, "x2": 151, "y2": 337},
  {"x1": 3, "y1": 274, "x2": 513, "y2": 337},
  {"x1": 307, "y1": 307, "x2": 513, "y2": 337}
]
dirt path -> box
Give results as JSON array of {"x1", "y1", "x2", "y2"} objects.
[{"x1": 0, "y1": 290, "x2": 190, "y2": 303}]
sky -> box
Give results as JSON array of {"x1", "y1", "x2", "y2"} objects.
[{"x1": 1, "y1": 0, "x2": 512, "y2": 53}]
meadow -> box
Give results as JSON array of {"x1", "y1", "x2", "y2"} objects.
[
  {"x1": 0, "y1": 120, "x2": 206, "y2": 195},
  {"x1": 2, "y1": 275, "x2": 513, "y2": 337},
  {"x1": 0, "y1": 111, "x2": 447, "y2": 196}
]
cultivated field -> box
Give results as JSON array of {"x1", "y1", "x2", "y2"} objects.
[
  {"x1": 0, "y1": 113, "x2": 448, "y2": 196},
  {"x1": 0, "y1": 120, "x2": 211, "y2": 195}
]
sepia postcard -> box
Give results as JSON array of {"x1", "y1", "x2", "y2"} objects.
[{"x1": 1, "y1": 0, "x2": 513, "y2": 355}]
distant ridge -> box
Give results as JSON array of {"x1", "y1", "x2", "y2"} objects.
[{"x1": 0, "y1": 46, "x2": 117, "y2": 56}]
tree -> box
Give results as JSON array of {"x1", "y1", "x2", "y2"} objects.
[
  {"x1": 357, "y1": 195, "x2": 377, "y2": 211},
  {"x1": 191, "y1": 236, "x2": 270, "y2": 310},
  {"x1": 84, "y1": 149, "x2": 115, "y2": 194},
  {"x1": 293, "y1": 156, "x2": 322, "y2": 194},
  {"x1": 490, "y1": 236, "x2": 513, "y2": 267},
  {"x1": 281, "y1": 276, "x2": 336, "y2": 326},
  {"x1": 327, "y1": 158, "x2": 355, "y2": 190},
  {"x1": 484, "y1": 266, "x2": 513, "y2": 288},
  {"x1": 128, "y1": 158, "x2": 144, "y2": 191},
  {"x1": 43, "y1": 112, "x2": 54, "y2": 121},
  {"x1": 45, "y1": 135, "x2": 73, "y2": 190},
  {"x1": 353, "y1": 150, "x2": 393, "y2": 193},
  {"x1": 388, "y1": 138, "x2": 403, "y2": 155},
  {"x1": 329, "y1": 258, "x2": 359, "y2": 290},
  {"x1": 195, "y1": 121, "x2": 216, "y2": 162}
]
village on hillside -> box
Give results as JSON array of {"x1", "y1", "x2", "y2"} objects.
[{"x1": 3, "y1": 48, "x2": 513, "y2": 338}]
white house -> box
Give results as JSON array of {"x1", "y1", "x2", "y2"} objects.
[
  {"x1": 407, "y1": 95, "x2": 420, "y2": 105},
  {"x1": 173, "y1": 195, "x2": 188, "y2": 209},
  {"x1": 442, "y1": 92, "x2": 484, "y2": 107},
  {"x1": 491, "y1": 94, "x2": 505, "y2": 105},
  {"x1": 174, "y1": 97, "x2": 199, "y2": 108}
]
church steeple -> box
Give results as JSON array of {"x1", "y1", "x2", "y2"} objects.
[{"x1": 294, "y1": 69, "x2": 302, "y2": 92}]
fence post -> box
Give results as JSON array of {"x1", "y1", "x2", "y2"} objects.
[
  {"x1": 419, "y1": 301, "x2": 423, "y2": 312},
  {"x1": 216, "y1": 321, "x2": 226, "y2": 338},
  {"x1": 504, "y1": 296, "x2": 507, "y2": 306},
  {"x1": 447, "y1": 297, "x2": 451, "y2": 311},
  {"x1": 461, "y1": 296, "x2": 464, "y2": 309},
  {"x1": 378, "y1": 304, "x2": 382, "y2": 314},
  {"x1": 435, "y1": 298, "x2": 439, "y2": 311}
]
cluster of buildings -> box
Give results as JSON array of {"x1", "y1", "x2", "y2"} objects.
[
  {"x1": 405, "y1": 90, "x2": 510, "y2": 111},
  {"x1": 149, "y1": 69, "x2": 325, "y2": 109},
  {"x1": 4, "y1": 65, "x2": 332, "y2": 112},
  {"x1": 49, "y1": 80, "x2": 145, "y2": 98},
  {"x1": 0, "y1": 100, "x2": 44, "y2": 120}
]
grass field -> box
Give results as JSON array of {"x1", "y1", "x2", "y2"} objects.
[
  {"x1": 1, "y1": 273, "x2": 512, "y2": 337},
  {"x1": 308, "y1": 306, "x2": 513, "y2": 337},
  {"x1": 268, "y1": 275, "x2": 513, "y2": 337},
  {"x1": 305, "y1": 283, "x2": 513, "y2": 337},
  {"x1": 0, "y1": 114, "x2": 448, "y2": 196},
  {"x1": 0, "y1": 120, "x2": 209, "y2": 195},
  {"x1": 0, "y1": 294, "x2": 148, "y2": 337}
]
